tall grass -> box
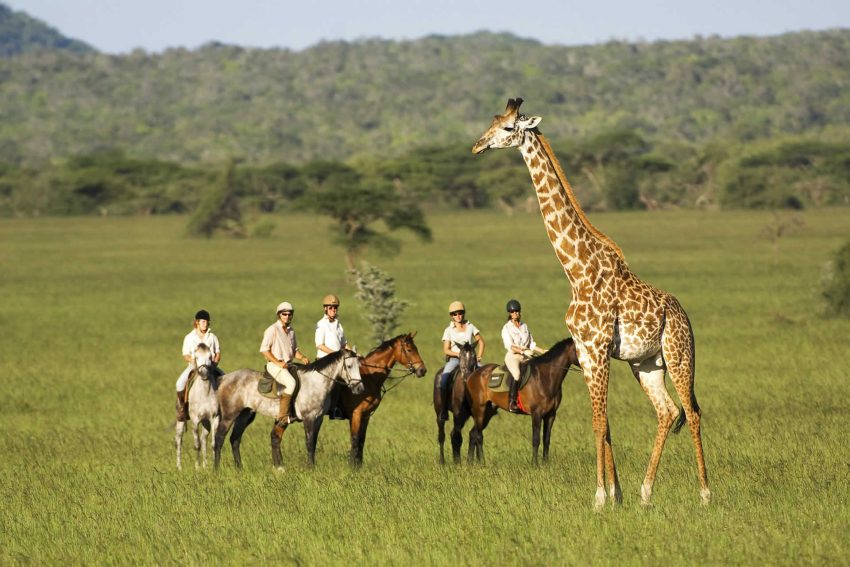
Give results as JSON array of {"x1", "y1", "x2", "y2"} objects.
[{"x1": 1, "y1": 209, "x2": 848, "y2": 564}]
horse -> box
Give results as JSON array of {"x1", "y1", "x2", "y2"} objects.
[
  {"x1": 433, "y1": 342, "x2": 478, "y2": 464},
  {"x1": 213, "y1": 349, "x2": 364, "y2": 470},
  {"x1": 333, "y1": 332, "x2": 427, "y2": 466},
  {"x1": 175, "y1": 343, "x2": 220, "y2": 470},
  {"x1": 461, "y1": 338, "x2": 579, "y2": 465}
]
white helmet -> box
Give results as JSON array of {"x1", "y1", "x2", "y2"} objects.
[{"x1": 276, "y1": 301, "x2": 294, "y2": 314}]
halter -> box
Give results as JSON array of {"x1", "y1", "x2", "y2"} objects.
[{"x1": 315, "y1": 351, "x2": 363, "y2": 389}]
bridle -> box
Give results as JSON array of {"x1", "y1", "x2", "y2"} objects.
[{"x1": 315, "y1": 351, "x2": 363, "y2": 389}]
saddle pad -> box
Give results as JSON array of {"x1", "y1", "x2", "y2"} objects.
[
  {"x1": 257, "y1": 371, "x2": 283, "y2": 399},
  {"x1": 486, "y1": 363, "x2": 533, "y2": 392},
  {"x1": 183, "y1": 370, "x2": 197, "y2": 402}
]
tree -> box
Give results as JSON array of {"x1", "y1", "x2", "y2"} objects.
[
  {"x1": 348, "y1": 262, "x2": 409, "y2": 343},
  {"x1": 186, "y1": 160, "x2": 245, "y2": 238},
  {"x1": 304, "y1": 162, "x2": 431, "y2": 268}
]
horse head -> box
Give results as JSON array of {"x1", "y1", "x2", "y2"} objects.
[
  {"x1": 341, "y1": 350, "x2": 365, "y2": 395},
  {"x1": 193, "y1": 343, "x2": 214, "y2": 380},
  {"x1": 456, "y1": 342, "x2": 477, "y2": 376},
  {"x1": 395, "y1": 332, "x2": 427, "y2": 378}
]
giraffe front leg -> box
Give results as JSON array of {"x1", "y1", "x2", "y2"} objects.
[
  {"x1": 604, "y1": 417, "x2": 622, "y2": 505},
  {"x1": 583, "y1": 354, "x2": 613, "y2": 511}
]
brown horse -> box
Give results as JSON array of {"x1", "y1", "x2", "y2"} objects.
[
  {"x1": 462, "y1": 338, "x2": 579, "y2": 465},
  {"x1": 332, "y1": 333, "x2": 427, "y2": 465},
  {"x1": 433, "y1": 342, "x2": 478, "y2": 464}
]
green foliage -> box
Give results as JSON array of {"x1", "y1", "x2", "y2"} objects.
[
  {"x1": 303, "y1": 161, "x2": 432, "y2": 267},
  {"x1": 821, "y1": 238, "x2": 850, "y2": 317},
  {"x1": 348, "y1": 262, "x2": 409, "y2": 343},
  {"x1": 1, "y1": 29, "x2": 849, "y2": 166},
  {"x1": 186, "y1": 160, "x2": 245, "y2": 238},
  {"x1": 0, "y1": 3, "x2": 93, "y2": 57}
]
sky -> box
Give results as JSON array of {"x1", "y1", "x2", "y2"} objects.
[{"x1": 8, "y1": 0, "x2": 850, "y2": 54}]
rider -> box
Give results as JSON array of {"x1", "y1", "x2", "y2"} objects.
[
  {"x1": 261, "y1": 301, "x2": 310, "y2": 426},
  {"x1": 176, "y1": 309, "x2": 221, "y2": 422},
  {"x1": 501, "y1": 299, "x2": 545, "y2": 412},
  {"x1": 315, "y1": 294, "x2": 351, "y2": 419},
  {"x1": 438, "y1": 300, "x2": 485, "y2": 420},
  {"x1": 315, "y1": 294, "x2": 349, "y2": 358}
]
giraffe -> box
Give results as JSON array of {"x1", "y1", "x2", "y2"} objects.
[{"x1": 472, "y1": 98, "x2": 709, "y2": 509}]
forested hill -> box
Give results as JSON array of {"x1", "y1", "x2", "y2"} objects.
[
  {"x1": 1, "y1": 28, "x2": 848, "y2": 166},
  {"x1": 0, "y1": 3, "x2": 93, "y2": 57}
]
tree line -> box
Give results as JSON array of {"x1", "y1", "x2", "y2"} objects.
[{"x1": 2, "y1": 128, "x2": 848, "y2": 218}]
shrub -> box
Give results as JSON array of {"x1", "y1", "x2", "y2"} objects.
[{"x1": 821, "y1": 238, "x2": 850, "y2": 318}]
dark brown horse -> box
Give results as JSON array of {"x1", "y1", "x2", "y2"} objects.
[
  {"x1": 332, "y1": 333, "x2": 427, "y2": 465},
  {"x1": 462, "y1": 338, "x2": 578, "y2": 465},
  {"x1": 433, "y1": 342, "x2": 478, "y2": 464}
]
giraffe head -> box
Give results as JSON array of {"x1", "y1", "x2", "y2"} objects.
[{"x1": 472, "y1": 97, "x2": 542, "y2": 155}]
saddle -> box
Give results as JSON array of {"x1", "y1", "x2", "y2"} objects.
[
  {"x1": 257, "y1": 365, "x2": 301, "y2": 400},
  {"x1": 487, "y1": 362, "x2": 533, "y2": 392},
  {"x1": 184, "y1": 366, "x2": 224, "y2": 401}
]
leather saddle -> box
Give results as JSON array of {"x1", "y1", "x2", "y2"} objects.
[{"x1": 258, "y1": 365, "x2": 302, "y2": 400}]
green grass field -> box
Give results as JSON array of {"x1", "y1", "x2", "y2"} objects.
[{"x1": 1, "y1": 208, "x2": 848, "y2": 565}]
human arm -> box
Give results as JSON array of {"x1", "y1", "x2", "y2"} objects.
[
  {"x1": 474, "y1": 333, "x2": 485, "y2": 360},
  {"x1": 262, "y1": 350, "x2": 288, "y2": 368}
]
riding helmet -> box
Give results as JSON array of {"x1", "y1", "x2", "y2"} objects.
[
  {"x1": 448, "y1": 300, "x2": 465, "y2": 313},
  {"x1": 323, "y1": 294, "x2": 340, "y2": 307},
  {"x1": 194, "y1": 309, "x2": 211, "y2": 321},
  {"x1": 276, "y1": 301, "x2": 294, "y2": 314},
  {"x1": 506, "y1": 299, "x2": 522, "y2": 313}
]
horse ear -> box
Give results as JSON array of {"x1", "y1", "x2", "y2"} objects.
[{"x1": 409, "y1": 331, "x2": 417, "y2": 339}]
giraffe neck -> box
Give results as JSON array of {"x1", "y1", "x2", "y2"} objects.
[{"x1": 519, "y1": 132, "x2": 626, "y2": 286}]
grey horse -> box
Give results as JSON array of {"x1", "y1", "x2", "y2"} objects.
[
  {"x1": 213, "y1": 350, "x2": 364, "y2": 470},
  {"x1": 175, "y1": 343, "x2": 220, "y2": 470}
]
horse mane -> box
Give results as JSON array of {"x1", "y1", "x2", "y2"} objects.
[
  {"x1": 364, "y1": 334, "x2": 407, "y2": 358},
  {"x1": 536, "y1": 134, "x2": 627, "y2": 265},
  {"x1": 529, "y1": 337, "x2": 575, "y2": 366},
  {"x1": 300, "y1": 349, "x2": 345, "y2": 372}
]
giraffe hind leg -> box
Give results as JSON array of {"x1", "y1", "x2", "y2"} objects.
[{"x1": 662, "y1": 299, "x2": 710, "y2": 505}]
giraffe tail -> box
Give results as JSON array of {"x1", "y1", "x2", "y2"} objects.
[{"x1": 669, "y1": 296, "x2": 700, "y2": 435}]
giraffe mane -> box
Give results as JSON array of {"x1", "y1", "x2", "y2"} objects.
[{"x1": 536, "y1": 133, "x2": 627, "y2": 265}]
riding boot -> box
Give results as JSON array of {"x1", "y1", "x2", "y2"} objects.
[
  {"x1": 276, "y1": 393, "x2": 294, "y2": 425},
  {"x1": 176, "y1": 390, "x2": 188, "y2": 422},
  {"x1": 508, "y1": 377, "x2": 520, "y2": 413}
]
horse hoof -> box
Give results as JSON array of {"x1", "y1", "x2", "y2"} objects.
[{"x1": 275, "y1": 466, "x2": 285, "y2": 473}]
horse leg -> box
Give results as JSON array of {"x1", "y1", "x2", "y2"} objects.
[
  {"x1": 357, "y1": 418, "x2": 369, "y2": 464},
  {"x1": 205, "y1": 415, "x2": 219, "y2": 469},
  {"x1": 213, "y1": 416, "x2": 232, "y2": 470},
  {"x1": 437, "y1": 415, "x2": 447, "y2": 465},
  {"x1": 191, "y1": 418, "x2": 202, "y2": 470},
  {"x1": 349, "y1": 410, "x2": 362, "y2": 467},
  {"x1": 542, "y1": 412, "x2": 557, "y2": 464},
  {"x1": 303, "y1": 417, "x2": 323, "y2": 467},
  {"x1": 451, "y1": 406, "x2": 467, "y2": 465},
  {"x1": 175, "y1": 420, "x2": 186, "y2": 470},
  {"x1": 199, "y1": 418, "x2": 211, "y2": 469},
  {"x1": 229, "y1": 410, "x2": 254, "y2": 470},
  {"x1": 531, "y1": 412, "x2": 543, "y2": 466}
]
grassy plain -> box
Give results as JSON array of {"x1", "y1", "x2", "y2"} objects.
[{"x1": 1, "y1": 208, "x2": 848, "y2": 565}]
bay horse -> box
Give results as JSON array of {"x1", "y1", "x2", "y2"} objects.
[
  {"x1": 433, "y1": 342, "x2": 477, "y2": 464},
  {"x1": 175, "y1": 343, "x2": 220, "y2": 470},
  {"x1": 463, "y1": 338, "x2": 579, "y2": 465},
  {"x1": 213, "y1": 350, "x2": 363, "y2": 470},
  {"x1": 334, "y1": 333, "x2": 427, "y2": 465}
]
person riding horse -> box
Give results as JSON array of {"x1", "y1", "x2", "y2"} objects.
[
  {"x1": 438, "y1": 300, "x2": 485, "y2": 420},
  {"x1": 175, "y1": 309, "x2": 221, "y2": 422},
  {"x1": 501, "y1": 299, "x2": 545, "y2": 412},
  {"x1": 260, "y1": 301, "x2": 310, "y2": 426},
  {"x1": 315, "y1": 294, "x2": 350, "y2": 358}
]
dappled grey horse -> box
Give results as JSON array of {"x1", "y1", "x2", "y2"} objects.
[
  {"x1": 213, "y1": 350, "x2": 364, "y2": 469},
  {"x1": 175, "y1": 343, "x2": 220, "y2": 470}
]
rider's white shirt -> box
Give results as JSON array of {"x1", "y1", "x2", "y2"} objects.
[
  {"x1": 501, "y1": 321, "x2": 536, "y2": 352},
  {"x1": 441, "y1": 321, "x2": 480, "y2": 353},
  {"x1": 315, "y1": 316, "x2": 346, "y2": 358},
  {"x1": 181, "y1": 329, "x2": 220, "y2": 358}
]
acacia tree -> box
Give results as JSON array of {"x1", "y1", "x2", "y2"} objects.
[
  {"x1": 186, "y1": 160, "x2": 245, "y2": 238},
  {"x1": 348, "y1": 262, "x2": 409, "y2": 343},
  {"x1": 305, "y1": 162, "x2": 432, "y2": 268}
]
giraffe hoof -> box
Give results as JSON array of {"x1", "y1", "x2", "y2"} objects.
[
  {"x1": 640, "y1": 484, "x2": 652, "y2": 506},
  {"x1": 700, "y1": 488, "x2": 711, "y2": 505},
  {"x1": 594, "y1": 487, "x2": 606, "y2": 511}
]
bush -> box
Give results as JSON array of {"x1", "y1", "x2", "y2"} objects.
[{"x1": 821, "y1": 238, "x2": 850, "y2": 318}]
